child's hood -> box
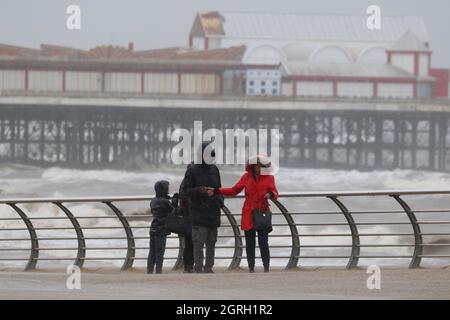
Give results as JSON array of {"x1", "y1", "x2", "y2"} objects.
[{"x1": 154, "y1": 180, "x2": 169, "y2": 197}]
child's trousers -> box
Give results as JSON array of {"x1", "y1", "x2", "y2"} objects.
[{"x1": 147, "y1": 232, "x2": 167, "y2": 273}]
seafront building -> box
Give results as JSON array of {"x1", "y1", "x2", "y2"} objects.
[{"x1": 0, "y1": 11, "x2": 449, "y2": 99}]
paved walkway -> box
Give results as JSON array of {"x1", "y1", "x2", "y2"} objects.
[{"x1": 0, "y1": 268, "x2": 449, "y2": 300}]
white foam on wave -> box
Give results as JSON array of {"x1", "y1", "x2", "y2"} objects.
[
  {"x1": 3, "y1": 164, "x2": 450, "y2": 197},
  {"x1": 40, "y1": 167, "x2": 183, "y2": 184},
  {"x1": 274, "y1": 168, "x2": 450, "y2": 191}
]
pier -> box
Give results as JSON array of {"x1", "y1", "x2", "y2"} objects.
[{"x1": 1, "y1": 94, "x2": 450, "y2": 171}]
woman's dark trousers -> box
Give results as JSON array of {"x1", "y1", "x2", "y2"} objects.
[
  {"x1": 147, "y1": 232, "x2": 167, "y2": 273},
  {"x1": 245, "y1": 230, "x2": 270, "y2": 270}
]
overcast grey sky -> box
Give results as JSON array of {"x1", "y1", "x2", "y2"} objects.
[{"x1": 1, "y1": 0, "x2": 449, "y2": 67}]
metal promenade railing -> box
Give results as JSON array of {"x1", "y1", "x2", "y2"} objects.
[{"x1": 1, "y1": 190, "x2": 450, "y2": 271}]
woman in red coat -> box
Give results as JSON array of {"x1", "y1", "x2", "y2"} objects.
[{"x1": 214, "y1": 155, "x2": 279, "y2": 273}]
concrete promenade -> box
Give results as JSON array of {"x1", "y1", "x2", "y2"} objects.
[{"x1": 0, "y1": 267, "x2": 449, "y2": 300}]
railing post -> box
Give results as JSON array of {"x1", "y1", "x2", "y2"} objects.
[
  {"x1": 7, "y1": 203, "x2": 39, "y2": 271},
  {"x1": 222, "y1": 205, "x2": 243, "y2": 270},
  {"x1": 271, "y1": 199, "x2": 300, "y2": 270},
  {"x1": 391, "y1": 195, "x2": 423, "y2": 268},
  {"x1": 327, "y1": 196, "x2": 360, "y2": 269},
  {"x1": 53, "y1": 202, "x2": 86, "y2": 268},
  {"x1": 103, "y1": 202, "x2": 135, "y2": 271}
]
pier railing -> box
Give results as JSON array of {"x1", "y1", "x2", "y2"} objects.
[{"x1": 1, "y1": 190, "x2": 450, "y2": 271}]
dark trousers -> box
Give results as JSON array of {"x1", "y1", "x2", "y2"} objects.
[
  {"x1": 147, "y1": 232, "x2": 167, "y2": 273},
  {"x1": 192, "y1": 226, "x2": 218, "y2": 273},
  {"x1": 245, "y1": 230, "x2": 270, "y2": 269},
  {"x1": 183, "y1": 232, "x2": 194, "y2": 271}
]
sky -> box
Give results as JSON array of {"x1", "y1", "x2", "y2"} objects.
[{"x1": 1, "y1": 0, "x2": 449, "y2": 67}]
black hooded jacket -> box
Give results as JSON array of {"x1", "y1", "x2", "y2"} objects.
[
  {"x1": 182, "y1": 143, "x2": 224, "y2": 228},
  {"x1": 177, "y1": 164, "x2": 193, "y2": 217},
  {"x1": 150, "y1": 180, "x2": 173, "y2": 235}
]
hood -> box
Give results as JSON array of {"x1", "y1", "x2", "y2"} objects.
[
  {"x1": 154, "y1": 180, "x2": 169, "y2": 197},
  {"x1": 198, "y1": 141, "x2": 215, "y2": 165},
  {"x1": 245, "y1": 154, "x2": 277, "y2": 175}
]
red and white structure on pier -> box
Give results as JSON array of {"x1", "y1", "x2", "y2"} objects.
[
  {"x1": 0, "y1": 11, "x2": 448, "y2": 100},
  {"x1": 190, "y1": 11, "x2": 450, "y2": 99}
]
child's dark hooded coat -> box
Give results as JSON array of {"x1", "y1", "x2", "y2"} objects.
[{"x1": 150, "y1": 180, "x2": 173, "y2": 235}]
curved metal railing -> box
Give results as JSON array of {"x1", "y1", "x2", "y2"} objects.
[{"x1": 1, "y1": 190, "x2": 450, "y2": 271}]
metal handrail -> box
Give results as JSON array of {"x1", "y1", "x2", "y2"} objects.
[
  {"x1": 53, "y1": 202, "x2": 86, "y2": 268},
  {"x1": 1, "y1": 189, "x2": 450, "y2": 271},
  {"x1": 271, "y1": 199, "x2": 300, "y2": 270},
  {"x1": 327, "y1": 196, "x2": 360, "y2": 269},
  {"x1": 103, "y1": 202, "x2": 135, "y2": 271},
  {"x1": 221, "y1": 206, "x2": 243, "y2": 269},
  {"x1": 6, "y1": 204, "x2": 39, "y2": 270}
]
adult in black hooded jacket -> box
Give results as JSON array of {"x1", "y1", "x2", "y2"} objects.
[
  {"x1": 177, "y1": 165, "x2": 194, "y2": 273},
  {"x1": 182, "y1": 142, "x2": 223, "y2": 273}
]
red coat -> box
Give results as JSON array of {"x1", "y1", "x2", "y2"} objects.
[{"x1": 219, "y1": 166, "x2": 279, "y2": 231}]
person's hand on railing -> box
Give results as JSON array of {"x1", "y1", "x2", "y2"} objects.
[{"x1": 265, "y1": 192, "x2": 274, "y2": 199}]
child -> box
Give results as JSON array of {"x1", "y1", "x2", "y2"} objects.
[{"x1": 147, "y1": 180, "x2": 173, "y2": 274}]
